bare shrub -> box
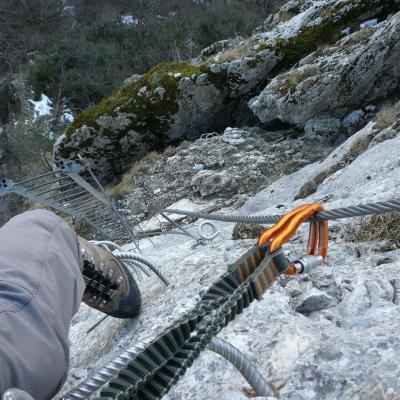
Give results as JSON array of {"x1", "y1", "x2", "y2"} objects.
[
  {"x1": 106, "y1": 151, "x2": 160, "y2": 199},
  {"x1": 374, "y1": 101, "x2": 400, "y2": 129},
  {"x1": 216, "y1": 43, "x2": 252, "y2": 62}
]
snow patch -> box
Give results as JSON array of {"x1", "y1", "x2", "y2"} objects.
[
  {"x1": 364, "y1": 105, "x2": 377, "y2": 113},
  {"x1": 138, "y1": 86, "x2": 148, "y2": 96},
  {"x1": 28, "y1": 94, "x2": 53, "y2": 119},
  {"x1": 63, "y1": 5, "x2": 75, "y2": 15},
  {"x1": 121, "y1": 15, "x2": 138, "y2": 25},
  {"x1": 54, "y1": 133, "x2": 66, "y2": 148},
  {"x1": 360, "y1": 19, "x2": 378, "y2": 28},
  {"x1": 341, "y1": 27, "x2": 351, "y2": 36},
  {"x1": 62, "y1": 112, "x2": 75, "y2": 123}
]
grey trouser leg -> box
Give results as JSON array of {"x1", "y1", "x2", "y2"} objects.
[{"x1": 0, "y1": 210, "x2": 85, "y2": 400}]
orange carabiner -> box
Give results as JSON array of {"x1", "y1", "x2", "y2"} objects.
[
  {"x1": 258, "y1": 203, "x2": 324, "y2": 252},
  {"x1": 258, "y1": 203, "x2": 328, "y2": 276}
]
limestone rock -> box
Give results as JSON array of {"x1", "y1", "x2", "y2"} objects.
[
  {"x1": 296, "y1": 288, "x2": 336, "y2": 313},
  {"x1": 63, "y1": 118, "x2": 400, "y2": 400},
  {"x1": 304, "y1": 117, "x2": 341, "y2": 141},
  {"x1": 200, "y1": 39, "x2": 239, "y2": 60},
  {"x1": 191, "y1": 170, "x2": 238, "y2": 198},
  {"x1": 110, "y1": 126, "x2": 330, "y2": 219},
  {"x1": 71, "y1": 368, "x2": 87, "y2": 380},
  {"x1": 249, "y1": 12, "x2": 400, "y2": 128}
]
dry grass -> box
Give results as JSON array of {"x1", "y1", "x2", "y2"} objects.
[
  {"x1": 345, "y1": 212, "x2": 400, "y2": 249},
  {"x1": 281, "y1": 64, "x2": 320, "y2": 93},
  {"x1": 216, "y1": 44, "x2": 252, "y2": 63},
  {"x1": 105, "y1": 141, "x2": 189, "y2": 200},
  {"x1": 72, "y1": 220, "x2": 94, "y2": 238},
  {"x1": 106, "y1": 151, "x2": 159, "y2": 200},
  {"x1": 352, "y1": 27, "x2": 375, "y2": 41},
  {"x1": 232, "y1": 223, "x2": 266, "y2": 240},
  {"x1": 276, "y1": 10, "x2": 298, "y2": 23},
  {"x1": 374, "y1": 101, "x2": 400, "y2": 129},
  {"x1": 313, "y1": 42, "x2": 332, "y2": 58}
]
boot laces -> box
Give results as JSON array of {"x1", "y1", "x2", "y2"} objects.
[{"x1": 83, "y1": 259, "x2": 122, "y2": 306}]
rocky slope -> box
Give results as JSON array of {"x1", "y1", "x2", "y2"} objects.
[
  {"x1": 54, "y1": 0, "x2": 400, "y2": 182},
  {"x1": 109, "y1": 126, "x2": 343, "y2": 222},
  {"x1": 62, "y1": 113, "x2": 400, "y2": 400}
]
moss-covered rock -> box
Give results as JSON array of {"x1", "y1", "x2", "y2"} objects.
[{"x1": 55, "y1": 62, "x2": 228, "y2": 179}]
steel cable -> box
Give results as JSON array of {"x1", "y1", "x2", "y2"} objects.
[
  {"x1": 124, "y1": 259, "x2": 151, "y2": 277},
  {"x1": 66, "y1": 199, "x2": 400, "y2": 399},
  {"x1": 115, "y1": 251, "x2": 170, "y2": 286},
  {"x1": 123, "y1": 260, "x2": 145, "y2": 281},
  {"x1": 208, "y1": 338, "x2": 274, "y2": 397},
  {"x1": 163, "y1": 199, "x2": 400, "y2": 225}
]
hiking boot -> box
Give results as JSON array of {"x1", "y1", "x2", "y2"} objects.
[
  {"x1": 78, "y1": 237, "x2": 141, "y2": 319},
  {"x1": 2, "y1": 389, "x2": 34, "y2": 400}
]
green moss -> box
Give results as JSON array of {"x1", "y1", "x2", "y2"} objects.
[
  {"x1": 272, "y1": 0, "x2": 399, "y2": 72},
  {"x1": 255, "y1": 42, "x2": 274, "y2": 53},
  {"x1": 246, "y1": 54, "x2": 267, "y2": 69},
  {"x1": 274, "y1": 24, "x2": 341, "y2": 70},
  {"x1": 65, "y1": 62, "x2": 205, "y2": 144}
]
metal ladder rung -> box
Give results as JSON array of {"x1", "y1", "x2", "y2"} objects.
[
  {"x1": 1, "y1": 161, "x2": 140, "y2": 247},
  {"x1": 43, "y1": 188, "x2": 86, "y2": 201},
  {"x1": 24, "y1": 176, "x2": 71, "y2": 192},
  {"x1": 15, "y1": 169, "x2": 63, "y2": 185}
]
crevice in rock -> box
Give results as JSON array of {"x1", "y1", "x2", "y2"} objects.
[
  {"x1": 258, "y1": 119, "x2": 295, "y2": 132},
  {"x1": 390, "y1": 279, "x2": 399, "y2": 305}
]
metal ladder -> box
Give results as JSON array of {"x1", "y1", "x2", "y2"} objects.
[{"x1": 0, "y1": 160, "x2": 140, "y2": 248}]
